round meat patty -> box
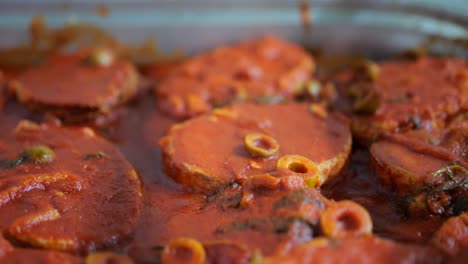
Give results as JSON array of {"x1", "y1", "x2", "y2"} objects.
[
  {"x1": 160, "y1": 181, "x2": 372, "y2": 259},
  {"x1": 370, "y1": 117, "x2": 467, "y2": 216},
  {"x1": 342, "y1": 57, "x2": 467, "y2": 143},
  {"x1": 160, "y1": 103, "x2": 351, "y2": 194},
  {"x1": 263, "y1": 236, "x2": 443, "y2": 264},
  {"x1": 0, "y1": 234, "x2": 80, "y2": 264},
  {"x1": 0, "y1": 120, "x2": 142, "y2": 253},
  {"x1": 156, "y1": 36, "x2": 314, "y2": 119},
  {"x1": 161, "y1": 187, "x2": 331, "y2": 257},
  {"x1": 8, "y1": 49, "x2": 139, "y2": 122}
]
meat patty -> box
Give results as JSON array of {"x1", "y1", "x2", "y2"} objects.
[
  {"x1": 8, "y1": 49, "x2": 139, "y2": 123},
  {"x1": 0, "y1": 234, "x2": 80, "y2": 264},
  {"x1": 370, "y1": 118, "x2": 467, "y2": 216},
  {"x1": 431, "y1": 213, "x2": 468, "y2": 256},
  {"x1": 0, "y1": 120, "x2": 142, "y2": 253},
  {"x1": 160, "y1": 103, "x2": 351, "y2": 194},
  {"x1": 161, "y1": 182, "x2": 372, "y2": 259},
  {"x1": 263, "y1": 236, "x2": 443, "y2": 264},
  {"x1": 162, "y1": 187, "x2": 329, "y2": 257},
  {"x1": 156, "y1": 36, "x2": 314, "y2": 118},
  {"x1": 340, "y1": 57, "x2": 467, "y2": 143}
]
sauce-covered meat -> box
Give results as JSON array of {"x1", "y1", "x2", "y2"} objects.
[
  {"x1": 338, "y1": 57, "x2": 467, "y2": 143},
  {"x1": 431, "y1": 213, "x2": 468, "y2": 256},
  {"x1": 156, "y1": 36, "x2": 314, "y2": 118},
  {"x1": 369, "y1": 116, "x2": 467, "y2": 217},
  {"x1": 263, "y1": 236, "x2": 443, "y2": 264},
  {"x1": 8, "y1": 49, "x2": 139, "y2": 123},
  {"x1": 370, "y1": 133, "x2": 467, "y2": 191},
  {"x1": 157, "y1": 186, "x2": 373, "y2": 260},
  {"x1": 0, "y1": 29, "x2": 466, "y2": 262},
  {"x1": 160, "y1": 103, "x2": 351, "y2": 194},
  {"x1": 0, "y1": 121, "x2": 142, "y2": 252}
]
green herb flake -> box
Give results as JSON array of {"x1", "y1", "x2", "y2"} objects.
[
  {"x1": 254, "y1": 95, "x2": 285, "y2": 105},
  {"x1": 84, "y1": 151, "x2": 108, "y2": 160}
]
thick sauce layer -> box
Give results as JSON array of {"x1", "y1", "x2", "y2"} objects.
[
  {"x1": 0, "y1": 120, "x2": 142, "y2": 253},
  {"x1": 0, "y1": 55, "x2": 465, "y2": 263}
]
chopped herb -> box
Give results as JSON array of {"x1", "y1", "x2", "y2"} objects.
[
  {"x1": 272, "y1": 189, "x2": 324, "y2": 211},
  {"x1": 84, "y1": 151, "x2": 108, "y2": 160},
  {"x1": 254, "y1": 95, "x2": 285, "y2": 105},
  {"x1": 387, "y1": 96, "x2": 411, "y2": 103},
  {"x1": 408, "y1": 116, "x2": 421, "y2": 129},
  {"x1": 306, "y1": 80, "x2": 322, "y2": 97},
  {"x1": 403, "y1": 162, "x2": 468, "y2": 216},
  {"x1": 353, "y1": 88, "x2": 381, "y2": 114},
  {"x1": 0, "y1": 156, "x2": 27, "y2": 169},
  {"x1": 214, "y1": 100, "x2": 230, "y2": 108},
  {"x1": 432, "y1": 162, "x2": 467, "y2": 178}
]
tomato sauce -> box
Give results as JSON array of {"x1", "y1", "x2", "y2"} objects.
[{"x1": 0, "y1": 51, "x2": 466, "y2": 263}]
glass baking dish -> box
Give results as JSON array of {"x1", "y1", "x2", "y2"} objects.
[
  {"x1": 0, "y1": 1, "x2": 467, "y2": 263},
  {"x1": 0, "y1": 0, "x2": 467, "y2": 58}
]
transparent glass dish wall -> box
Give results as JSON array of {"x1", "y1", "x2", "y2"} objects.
[{"x1": 0, "y1": 0, "x2": 467, "y2": 56}]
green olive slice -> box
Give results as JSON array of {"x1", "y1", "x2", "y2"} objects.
[
  {"x1": 244, "y1": 133, "x2": 280, "y2": 158},
  {"x1": 23, "y1": 145, "x2": 56, "y2": 164},
  {"x1": 353, "y1": 87, "x2": 381, "y2": 114},
  {"x1": 162, "y1": 237, "x2": 206, "y2": 264},
  {"x1": 85, "y1": 48, "x2": 115, "y2": 67},
  {"x1": 276, "y1": 155, "x2": 321, "y2": 187}
]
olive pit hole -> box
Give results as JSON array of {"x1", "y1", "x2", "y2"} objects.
[
  {"x1": 253, "y1": 137, "x2": 274, "y2": 150},
  {"x1": 105, "y1": 258, "x2": 119, "y2": 264},
  {"x1": 288, "y1": 162, "x2": 308, "y2": 173},
  {"x1": 337, "y1": 211, "x2": 360, "y2": 231},
  {"x1": 172, "y1": 246, "x2": 195, "y2": 262}
]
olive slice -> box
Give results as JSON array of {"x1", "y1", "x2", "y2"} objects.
[
  {"x1": 353, "y1": 86, "x2": 381, "y2": 114},
  {"x1": 85, "y1": 48, "x2": 115, "y2": 67},
  {"x1": 162, "y1": 238, "x2": 206, "y2": 264},
  {"x1": 23, "y1": 145, "x2": 56, "y2": 164},
  {"x1": 244, "y1": 133, "x2": 280, "y2": 158}
]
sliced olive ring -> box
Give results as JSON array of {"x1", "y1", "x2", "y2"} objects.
[
  {"x1": 84, "y1": 48, "x2": 115, "y2": 67},
  {"x1": 352, "y1": 85, "x2": 381, "y2": 114},
  {"x1": 241, "y1": 174, "x2": 280, "y2": 206},
  {"x1": 244, "y1": 133, "x2": 280, "y2": 158},
  {"x1": 354, "y1": 60, "x2": 380, "y2": 81},
  {"x1": 162, "y1": 237, "x2": 206, "y2": 264},
  {"x1": 243, "y1": 174, "x2": 281, "y2": 191},
  {"x1": 320, "y1": 200, "x2": 373, "y2": 239},
  {"x1": 276, "y1": 155, "x2": 321, "y2": 187},
  {"x1": 86, "y1": 252, "x2": 134, "y2": 264}
]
